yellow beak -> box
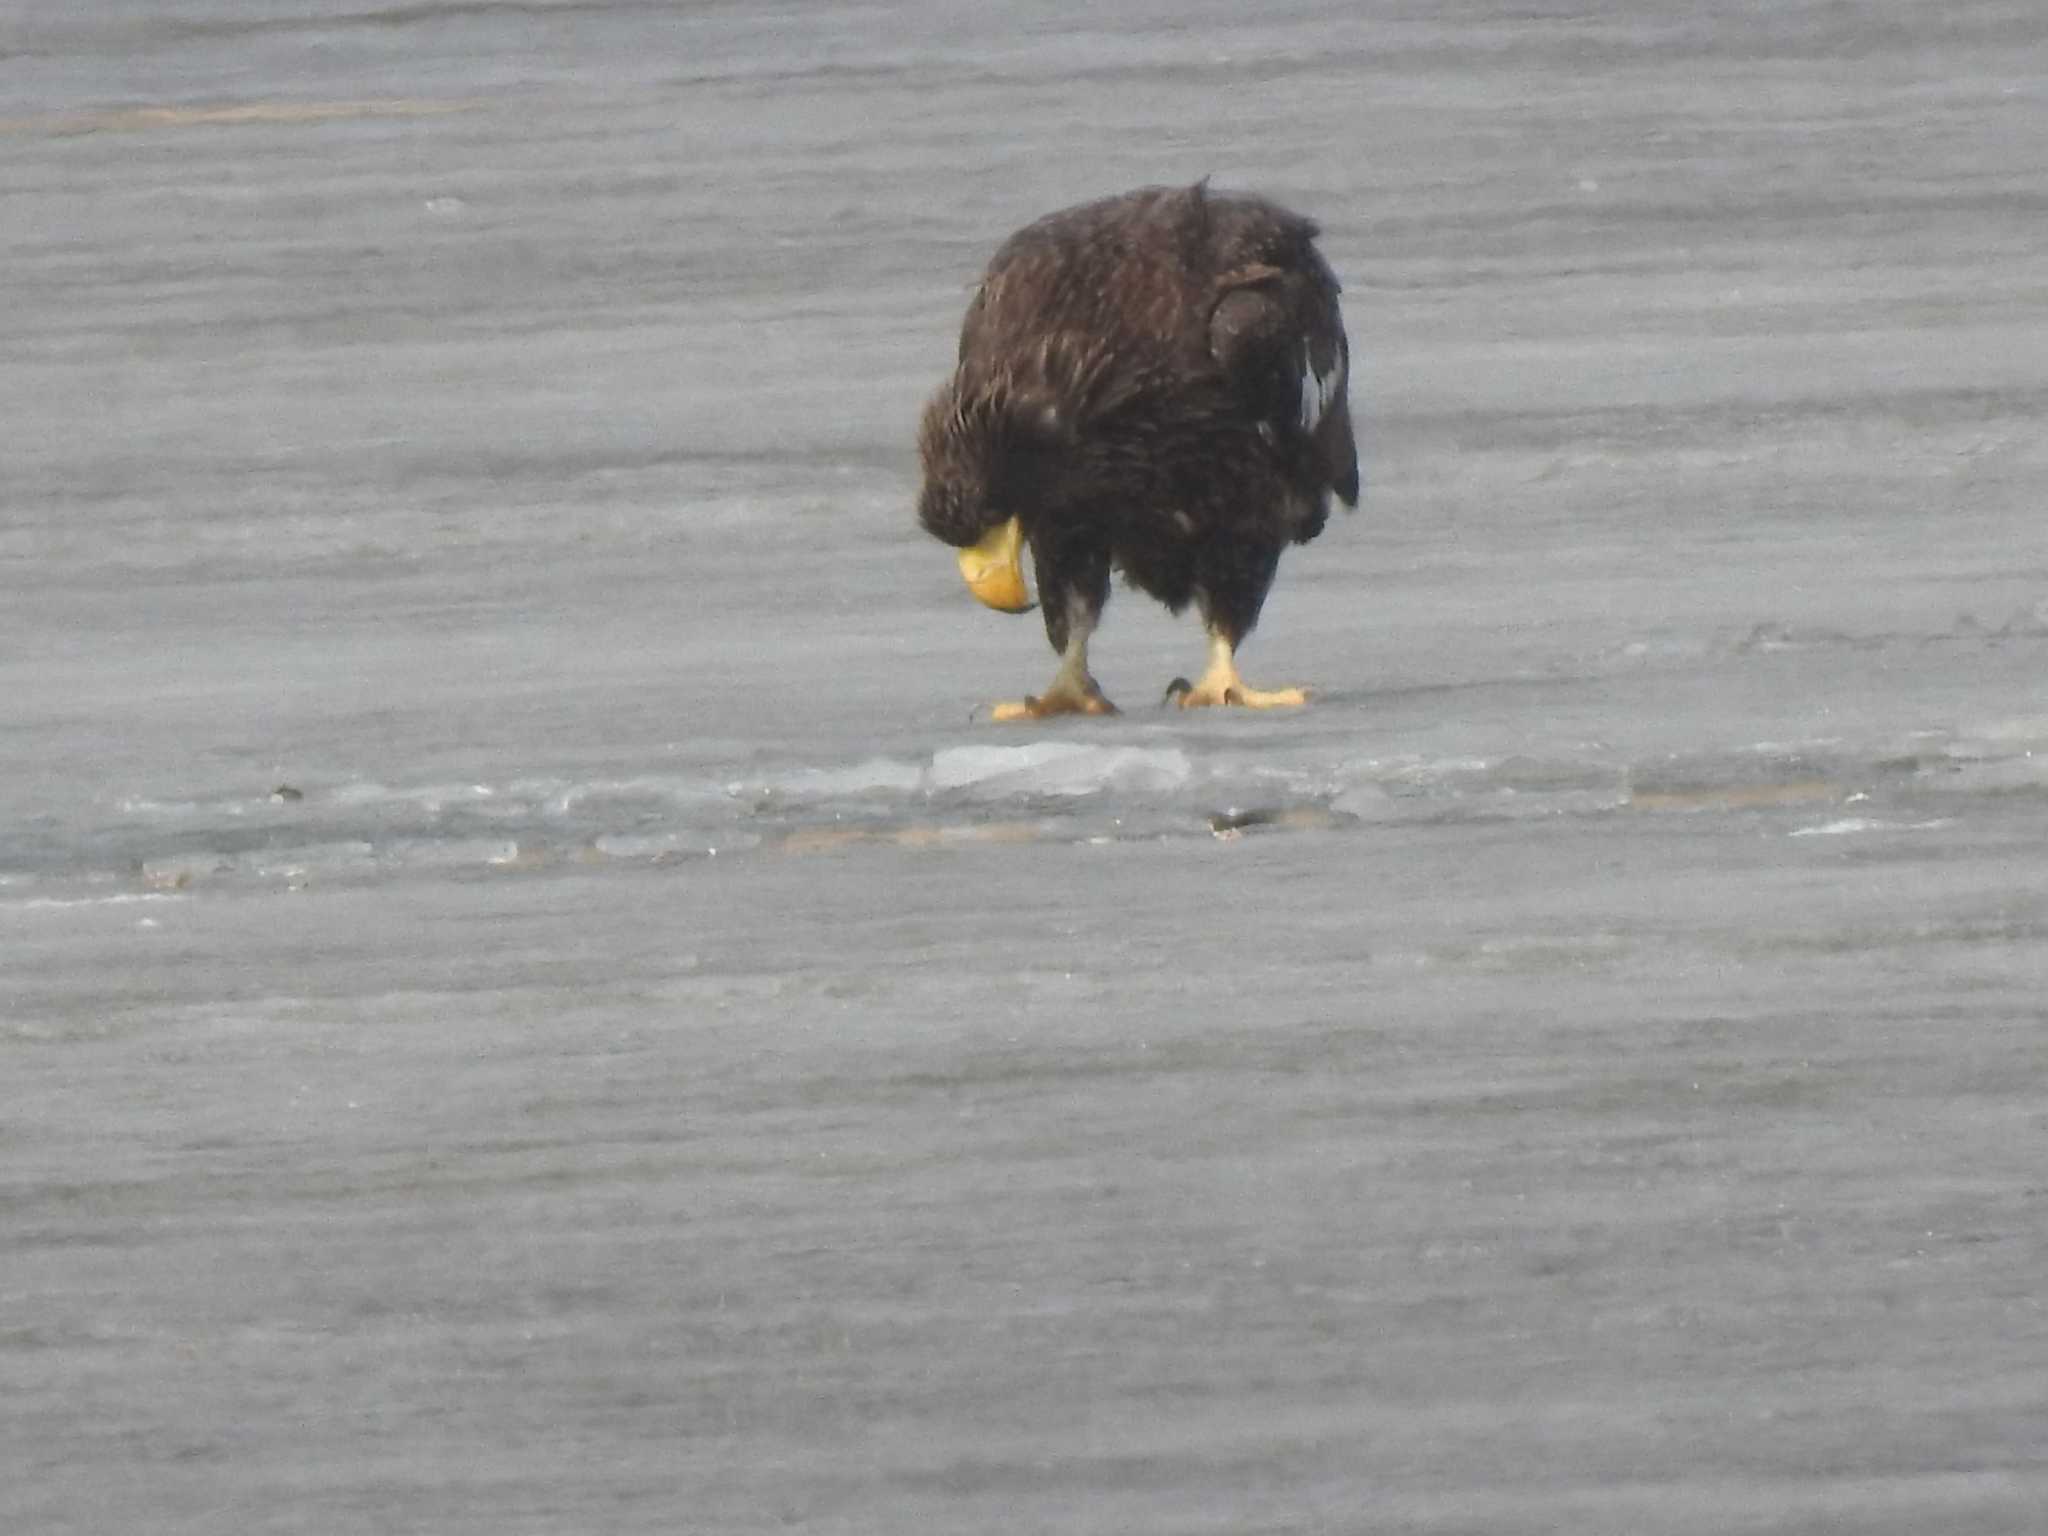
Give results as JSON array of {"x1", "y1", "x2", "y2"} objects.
[{"x1": 956, "y1": 517, "x2": 1033, "y2": 613}]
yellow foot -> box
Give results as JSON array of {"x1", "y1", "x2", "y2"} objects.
[
  {"x1": 1165, "y1": 676, "x2": 1309, "y2": 709},
  {"x1": 988, "y1": 679, "x2": 1119, "y2": 722}
]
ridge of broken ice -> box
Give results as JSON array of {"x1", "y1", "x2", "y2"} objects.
[
  {"x1": 30, "y1": 713, "x2": 2048, "y2": 900},
  {"x1": 927, "y1": 742, "x2": 1194, "y2": 797}
]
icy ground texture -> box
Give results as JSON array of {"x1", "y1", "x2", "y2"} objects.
[{"x1": 6, "y1": 2, "x2": 2048, "y2": 1534}]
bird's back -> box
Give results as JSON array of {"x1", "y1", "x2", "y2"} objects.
[{"x1": 955, "y1": 183, "x2": 1357, "y2": 513}]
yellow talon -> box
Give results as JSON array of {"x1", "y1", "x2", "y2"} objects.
[
  {"x1": 957, "y1": 517, "x2": 1033, "y2": 613},
  {"x1": 988, "y1": 686, "x2": 1118, "y2": 721},
  {"x1": 1166, "y1": 633, "x2": 1310, "y2": 709}
]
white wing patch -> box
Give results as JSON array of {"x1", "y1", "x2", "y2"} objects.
[{"x1": 1297, "y1": 341, "x2": 1346, "y2": 433}]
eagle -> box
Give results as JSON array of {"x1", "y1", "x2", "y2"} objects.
[{"x1": 917, "y1": 181, "x2": 1358, "y2": 719}]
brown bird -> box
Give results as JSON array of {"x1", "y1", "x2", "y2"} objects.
[{"x1": 917, "y1": 181, "x2": 1359, "y2": 719}]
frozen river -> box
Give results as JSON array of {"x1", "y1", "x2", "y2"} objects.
[{"x1": 6, "y1": 3, "x2": 2048, "y2": 1531}]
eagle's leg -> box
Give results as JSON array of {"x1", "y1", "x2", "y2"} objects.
[
  {"x1": 990, "y1": 546, "x2": 1116, "y2": 721},
  {"x1": 1167, "y1": 547, "x2": 1307, "y2": 709},
  {"x1": 1166, "y1": 630, "x2": 1309, "y2": 710}
]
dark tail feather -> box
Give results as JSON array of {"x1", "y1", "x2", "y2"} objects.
[{"x1": 1324, "y1": 406, "x2": 1361, "y2": 508}]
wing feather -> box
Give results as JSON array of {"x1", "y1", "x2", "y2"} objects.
[{"x1": 1209, "y1": 265, "x2": 1357, "y2": 507}]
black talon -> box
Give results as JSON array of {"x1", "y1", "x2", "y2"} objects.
[{"x1": 1163, "y1": 676, "x2": 1192, "y2": 706}]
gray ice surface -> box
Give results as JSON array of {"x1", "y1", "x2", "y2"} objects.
[{"x1": 5, "y1": 3, "x2": 2048, "y2": 1532}]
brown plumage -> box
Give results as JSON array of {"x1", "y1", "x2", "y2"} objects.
[{"x1": 917, "y1": 181, "x2": 1359, "y2": 718}]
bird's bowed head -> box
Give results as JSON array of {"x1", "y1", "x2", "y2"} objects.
[{"x1": 917, "y1": 382, "x2": 1044, "y2": 614}]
